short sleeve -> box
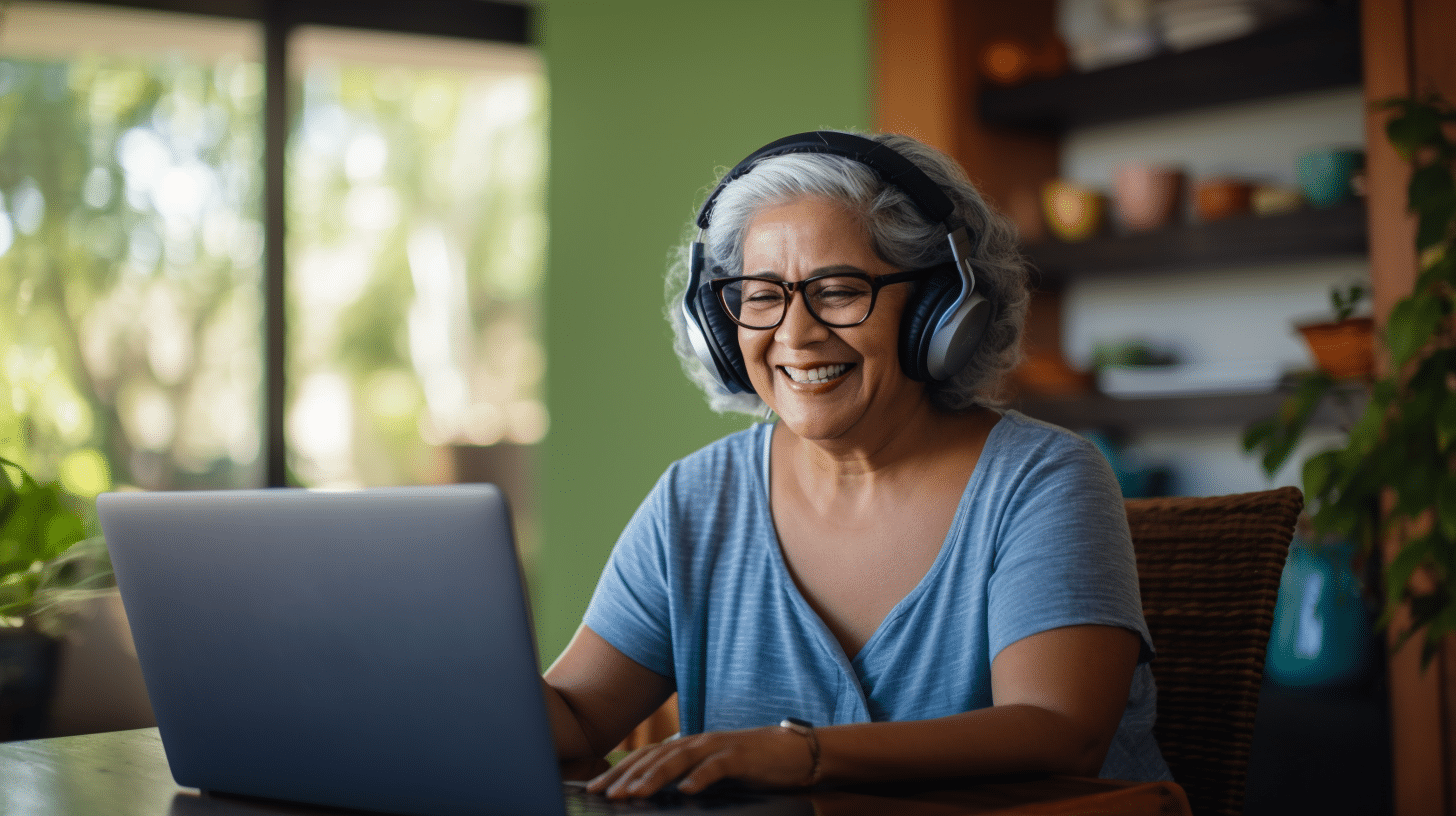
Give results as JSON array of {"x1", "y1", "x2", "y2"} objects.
[
  {"x1": 581, "y1": 474, "x2": 676, "y2": 679},
  {"x1": 985, "y1": 428, "x2": 1152, "y2": 664}
]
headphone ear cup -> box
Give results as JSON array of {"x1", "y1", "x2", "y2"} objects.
[
  {"x1": 696, "y1": 284, "x2": 755, "y2": 393},
  {"x1": 899, "y1": 273, "x2": 958, "y2": 382}
]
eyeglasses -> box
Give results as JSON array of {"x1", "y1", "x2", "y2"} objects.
[{"x1": 709, "y1": 268, "x2": 933, "y2": 330}]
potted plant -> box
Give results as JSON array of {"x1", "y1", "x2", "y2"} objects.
[
  {"x1": 1294, "y1": 282, "x2": 1375, "y2": 381},
  {"x1": 1243, "y1": 93, "x2": 1456, "y2": 666},
  {"x1": 0, "y1": 454, "x2": 111, "y2": 740}
]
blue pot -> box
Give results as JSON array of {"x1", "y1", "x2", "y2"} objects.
[{"x1": 1265, "y1": 540, "x2": 1373, "y2": 688}]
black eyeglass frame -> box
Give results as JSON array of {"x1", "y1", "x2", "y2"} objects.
[{"x1": 708, "y1": 268, "x2": 938, "y2": 331}]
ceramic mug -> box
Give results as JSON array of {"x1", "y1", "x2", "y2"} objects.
[
  {"x1": 1113, "y1": 164, "x2": 1184, "y2": 232},
  {"x1": 1252, "y1": 184, "x2": 1302, "y2": 216},
  {"x1": 1041, "y1": 180, "x2": 1104, "y2": 242},
  {"x1": 1295, "y1": 147, "x2": 1364, "y2": 208},
  {"x1": 1193, "y1": 177, "x2": 1254, "y2": 222}
]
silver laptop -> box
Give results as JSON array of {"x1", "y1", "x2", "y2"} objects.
[{"x1": 99, "y1": 485, "x2": 808, "y2": 816}]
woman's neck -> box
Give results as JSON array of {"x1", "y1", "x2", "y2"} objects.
[{"x1": 774, "y1": 404, "x2": 1000, "y2": 499}]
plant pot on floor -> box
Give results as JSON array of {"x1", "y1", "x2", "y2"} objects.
[{"x1": 0, "y1": 627, "x2": 61, "y2": 741}]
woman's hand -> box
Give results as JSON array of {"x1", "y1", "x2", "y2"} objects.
[{"x1": 586, "y1": 725, "x2": 815, "y2": 799}]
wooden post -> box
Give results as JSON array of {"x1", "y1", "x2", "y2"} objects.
[{"x1": 1361, "y1": 1, "x2": 1456, "y2": 813}]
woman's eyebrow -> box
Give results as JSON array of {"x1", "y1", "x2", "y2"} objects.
[
  {"x1": 739, "y1": 264, "x2": 870, "y2": 280},
  {"x1": 811, "y1": 264, "x2": 869, "y2": 276}
]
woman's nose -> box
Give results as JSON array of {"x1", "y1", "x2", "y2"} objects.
[{"x1": 774, "y1": 289, "x2": 830, "y2": 346}]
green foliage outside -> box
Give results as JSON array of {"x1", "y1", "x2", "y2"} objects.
[
  {"x1": 287, "y1": 57, "x2": 547, "y2": 488},
  {"x1": 0, "y1": 53, "x2": 265, "y2": 495},
  {"x1": 1244, "y1": 94, "x2": 1456, "y2": 666}
]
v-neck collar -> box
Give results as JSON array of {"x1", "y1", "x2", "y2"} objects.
[{"x1": 753, "y1": 418, "x2": 1003, "y2": 688}]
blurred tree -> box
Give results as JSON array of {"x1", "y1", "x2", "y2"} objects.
[
  {"x1": 286, "y1": 52, "x2": 546, "y2": 489},
  {"x1": 0, "y1": 53, "x2": 264, "y2": 495}
]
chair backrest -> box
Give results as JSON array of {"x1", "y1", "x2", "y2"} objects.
[{"x1": 1126, "y1": 486, "x2": 1303, "y2": 816}]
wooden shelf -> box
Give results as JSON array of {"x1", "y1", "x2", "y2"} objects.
[
  {"x1": 1014, "y1": 379, "x2": 1367, "y2": 433},
  {"x1": 1024, "y1": 201, "x2": 1368, "y2": 287},
  {"x1": 979, "y1": 3, "x2": 1362, "y2": 132},
  {"x1": 976, "y1": 2, "x2": 1370, "y2": 436}
]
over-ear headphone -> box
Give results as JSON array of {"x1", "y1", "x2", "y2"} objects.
[{"x1": 679, "y1": 131, "x2": 992, "y2": 395}]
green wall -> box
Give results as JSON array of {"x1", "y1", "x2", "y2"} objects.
[{"x1": 536, "y1": 1, "x2": 871, "y2": 662}]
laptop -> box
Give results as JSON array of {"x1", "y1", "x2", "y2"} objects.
[{"x1": 99, "y1": 485, "x2": 808, "y2": 816}]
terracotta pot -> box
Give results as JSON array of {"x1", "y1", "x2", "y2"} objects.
[
  {"x1": 1041, "y1": 180, "x2": 1104, "y2": 242},
  {"x1": 1297, "y1": 317, "x2": 1375, "y2": 380},
  {"x1": 1113, "y1": 164, "x2": 1184, "y2": 232},
  {"x1": 1194, "y1": 178, "x2": 1254, "y2": 222}
]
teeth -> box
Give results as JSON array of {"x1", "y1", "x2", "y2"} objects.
[{"x1": 783, "y1": 364, "x2": 849, "y2": 384}]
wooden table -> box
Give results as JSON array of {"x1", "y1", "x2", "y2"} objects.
[{"x1": 0, "y1": 729, "x2": 1191, "y2": 815}]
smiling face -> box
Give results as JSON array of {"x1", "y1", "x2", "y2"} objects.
[{"x1": 737, "y1": 196, "x2": 929, "y2": 444}]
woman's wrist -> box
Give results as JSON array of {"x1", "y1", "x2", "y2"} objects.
[{"x1": 778, "y1": 718, "x2": 821, "y2": 786}]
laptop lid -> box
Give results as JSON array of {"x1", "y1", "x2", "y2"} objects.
[{"x1": 98, "y1": 485, "x2": 564, "y2": 816}]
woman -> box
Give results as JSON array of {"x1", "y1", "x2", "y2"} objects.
[{"x1": 542, "y1": 131, "x2": 1171, "y2": 798}]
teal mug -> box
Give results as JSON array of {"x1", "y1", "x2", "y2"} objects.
[{"x1": 1295, "y1": 147, "x2": 1364, "y2": 208}]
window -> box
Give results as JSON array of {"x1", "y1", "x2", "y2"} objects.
[
  {"x1": 287, "y1": 28, "x2": 546, "y2": 489},
  {"x1": 0, "y1": 2, "x2": 542, "y2": 515}
]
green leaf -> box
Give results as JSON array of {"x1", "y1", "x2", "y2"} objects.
[
  {"x1": 1347, "y1": 401, "x2": 1387, "y2": 459},
  {"x1": 1386, "y1": 533, "x2": 1435, "y2": 602},
  {"x1": 1372, "y1": 378, "x2": 1400, "y2": 405},
  {"x1": 1409, "y1": 164, "x2": 1456, "y2": 210},
  {"x1": 1439, "y1": 393, "x2": 1456, "y2": 452},
  {"x1": 1416, "y1": 194, "x2": 1456, "y2": 252},
  {"x1": 1388, "y1": 104, "x2": 1444, "y2": 159},
  {"x1": 1393, "y1": 461, "x2": 1441, "y2": 522},
  {"x1": 1417, "y1": 246, "x2": 1455, "y2": 292},
  {"x1": 1242, "y1": 418, "x2": 1276, "y2": 454},
  {"x1": 1243, "y1": 374, "x2": 1334, "y2": 477},
  {"x1": 1440, "y1": 480, "x2": 1456, "y2": 543},
  {"x1": 1330, "y1": 283, "x2": 1369, "y2": 323},
  {"x1": 1302, "y1": 449, "x2": 1340, "y2": 502},
  {"x1": 1386, "y1": 294, "x2": 1443, "y2": 368},
  {"x1": 44, "y1": 513, "x2": 84, "y2": 560}
]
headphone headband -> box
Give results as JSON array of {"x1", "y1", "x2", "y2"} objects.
[{"x1": 695, "y1": 131, "x2": 956, "y2": 230}]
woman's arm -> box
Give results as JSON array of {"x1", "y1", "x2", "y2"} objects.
[
  {"x1": 543, "y1": 624, "x2": 675, "y2": 765},
  {"x1": 586, "y1": 624, "x2": 1140, "y2": 798},
  {"x1": 820, "y1": 624, "x2": 1140, "y2": 779}
]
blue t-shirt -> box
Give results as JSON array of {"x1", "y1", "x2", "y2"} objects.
[{"x1": 583, "y1": 411, "x2": 1171, "y2": 782}]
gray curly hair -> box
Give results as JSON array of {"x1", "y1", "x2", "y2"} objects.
[{"x1": 664, "y1": 132, "x2": 1029, "y2": 417}]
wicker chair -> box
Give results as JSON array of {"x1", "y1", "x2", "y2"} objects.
[{"x1": 1126, "y1": 486, "x2": 1303, "y2": 816}]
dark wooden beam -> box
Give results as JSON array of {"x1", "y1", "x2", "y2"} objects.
[
  {"x1": 1022, "y1": 201, "x2": 1369, "y2": 288},
  {"x1": 39, "y1": 0, "x2": 533, "y2": 44},
  {"x1": 263, "y1": 0, "x2": 289, "y2": 487},
  {"x1": 980, "y1": 3, "x2": 1360, "y2": 133}
]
